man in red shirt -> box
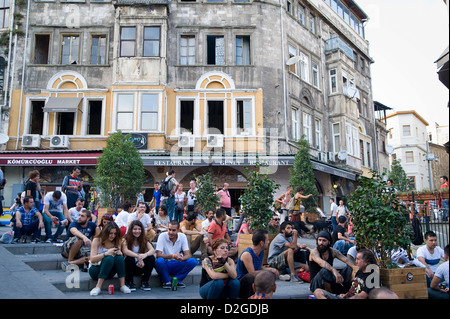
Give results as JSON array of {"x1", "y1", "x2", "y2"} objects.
[
  {"x1": 218, "y1": 183, "x2": 232, "y2": 216},
  {"x1": 207, "y1": 208, "x2": 238, "y2": 257}
]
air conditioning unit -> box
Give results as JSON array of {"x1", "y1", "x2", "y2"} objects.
[
  {"x1": 50, "y1": 135, "x2": 70, "y2": 148},
  {"x1": 207, "y1": 134, "x2": 224, "y2": 148},
  {"x1": 178, "y1": 135, "x2": 195, "y2": 148},
  {"x1": 22, "y1": 134, "x2": 41, "y2": 148}
]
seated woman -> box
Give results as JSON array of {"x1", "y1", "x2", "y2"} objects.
[
  {"x1": 199, "y1": 238, "x2": 240, "y2": 299},
  {"x1": 235, "y1": 216, "x2": 251, "y2": 246},
  {"x1": 122, "y1": 220, "x2": 156, "y2": 291},
  {"x1": 88, "y1": 222, "x2": 131, "y2": 296},
  {"x1": 155, "y1": 206, "x2": 170, "y2": 233}
]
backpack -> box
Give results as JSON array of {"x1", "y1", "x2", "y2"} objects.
[{"x1": 160, "y1": 177, "x2": 173, "y2": 197}]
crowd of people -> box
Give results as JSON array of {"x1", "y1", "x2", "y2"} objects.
[{"x1": 3, "y1": 167, "x2": 449, "y2": 299}]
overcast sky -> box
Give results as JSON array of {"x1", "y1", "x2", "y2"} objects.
[{"x1": 356, "y1": 0, "x2": 449, "y2": 127}]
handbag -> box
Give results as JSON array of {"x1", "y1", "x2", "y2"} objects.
[{"x1": 286, "y1": 197, "x2": 295, "y2": 211}]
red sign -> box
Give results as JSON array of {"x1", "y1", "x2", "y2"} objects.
[{"x1": 0, "y1": 152, "x2": 100, "y2": 166}]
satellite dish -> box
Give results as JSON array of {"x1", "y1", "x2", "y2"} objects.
[
  {"x1": 0, "y1": 133, "x2": 9, "y2": 145},
  {"x1": 338, "y1": 150, "x2": 347, "y2": 161},
  {"x1": 385, "y1": 144, "x2": 394, "y2": 154},
  {"x1": 346, "y1": 87, "x2": 359, "y2": 99},
  {"x1": 286, "y1": 55, "x2": 301, "y2": 65}
]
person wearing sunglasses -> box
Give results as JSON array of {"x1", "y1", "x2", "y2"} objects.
[{"x1": 267, "y1": 214, "x2": 281, "y2": 234}]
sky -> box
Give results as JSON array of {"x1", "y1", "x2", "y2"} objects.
[{"x1": 356, "y1": 0, "x2": 449, "y2": 127}]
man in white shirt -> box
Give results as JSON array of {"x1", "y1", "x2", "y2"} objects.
[
  {"x1": 116, "y1": 202, "x2": 133, "y2": 236},
  {"x1": 428, "y1": 244, "x2": 449, "y2": 299},
  {"x1": 68, "y1": 198, "x2": 85, "y2": 224},
  {"x1": 417, "y1": 231, "x2": 445, "y2": 284},
  {"x1": 336, "y1": 200, "x2": 348, "y2": 218},
  {"x1": 43, "y1": 190, "x2": 69, "y2": 243},
  {"x1": 154, "y1": 220, "x2": 197, "y2": 289},
  {"x1": 127, "y1": 202, "x2": 153, "y2": 240},
  {"x1": 329, "y1": 198, "x2": 338, "y2": 231}
]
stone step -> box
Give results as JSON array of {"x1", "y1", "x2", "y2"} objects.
[{"x1": 3, "y1": 243, "x2": 63, "y2": 256}]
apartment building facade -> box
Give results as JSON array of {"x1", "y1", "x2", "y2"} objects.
[{"x1": 1, "y1": 0, "x2": 377, "y2": 213}]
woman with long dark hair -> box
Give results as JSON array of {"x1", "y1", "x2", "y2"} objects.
[
  {"x1": 122, "y1": 220, "x2": 156, "y2": 291},
  {"x1": 88, "y1": 222, "x2": 131, "y2": 296}
]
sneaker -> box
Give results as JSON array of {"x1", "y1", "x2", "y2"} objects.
[
  {"x1": 127, "y1": 282, "x2": 137, "y2": 291},
  {"x1": 45, "y1": 238, "x2": 52, "y2": 243},
  {"x1": 90, "y1": 287, "x2": 101, "y2": 296},
  {"x1": 279, "y1": 274, "x2": 290, "y2": 281},
  {"x1": 12, "y1": 237, "x2": 21, "y2": 244},
  {"x1": 61, "y1": 261, "x2": 71, "y2": 272},
  {"x1": 290, "y1": 274, "x2": 303, "y2": 283},
  {"x1": 177, "y1": 282, "x2": 186, "y2": 288},
  {"x1": 120, "y1": 285, "x2": 131, "y2": 294},
  {"x1": 162, "y1": 282, "x2": 172, "y2": 289},
  {"x1": 140, "y1": 282, "x2": 151, "y2": 291}
]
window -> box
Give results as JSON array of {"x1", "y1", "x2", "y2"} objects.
[
  {"x1": 0, "y1": 0, "x2": 9, "y2": 29},
  {"x1": 90, "y1": 35, "x2": 107, "y2": 65},
  {"x1": 61, "y1": 35, "x2": 80, "y2": 64},
  {"x1": 87, "y1": 101, "x2": 102, "y2": 135},
  {"x1": 0, "y1": 57, "x2": 4, "y2": 93},
  {"x1": 207, "y1": 101, "x2": 224, "y2": 134},
  {"x1": 180, "y1": 35, "x2": 195, "y2": 65},
  {"x1": 236, "y1": 36, "x2": 251, "y2": 65},
  {"x1": 292, "y1": 108, "x2": 299, "y2": 140},
  {"x1": 207, "y1": 35, "x2": 225, "y2": 65},
  {"x1": 408, "y1": 176, "x2": 416, "y2": 190},
  {"x1": 34, "y1": 34, "x2": 50, "y2": 64},
  {"x1": 180, "y1": 100, "x2": 194, "y2": 134},
  {"x1": 312, "y1": 62, "x2": 319, "y2": 88},
  {"x1": 329, "y1": 68, "x2": 337, "y2": 93},
  {"x1": 299, "y1": 52, "x2": 309, "y2": 82},
  {"x1": 346, "y1": 123, "x2": 353, "y2": 155},
  {"x1": 315, "y1": 118, "x2": 322, "y2": 150},
  {"x1": 303, "y1": 113, "x2": 312, "y2": 144},
  {"x1": 309, "y1": 14, "x2": 316, "y2": 34},
  {"x1": 332, "y1": 122, "x2": 341, "y2": 153},
  {"x1": 362, "y1": 97, "x2": 368, "y2": 117},
  {"x1": 402, "y1": 125, "x2": 411, "y2": 136},
  {"x1": 360, "y1": 57, "x2": 365, "y2": 73},
  {"x1": 405, "y1": 151, "x2": 414, "y2": 163},
  {"x1": 366, "y1": 141, "x2": 372, "y2": 168},
  {"x1": 286, "y1": 0, "x2": 293, "y2": 14},
  {"x1": 237, "y1": 100, "x2": 252, "y2": 135},
  {"x1": 141, "y1": 93, "x2": 159, "y2": 131},
  {"x1": 57, "y1": 113, "x2": 75, "y2": 135},
  {"x1": 120, "y1": 27, "x2": 136, "y2": 57},
  {"x1": 359, "y1": 140, "x2": 365, "y2": 166},
  {"x1": 298, "y1": 4, "x2": 305, "y2": 25},
  {"x1": 288, "y1": 45, "x2": 297, "y2": 74},
  {"x1": 143, "y1": 26, "x2": 160, "y2": 57},
  {"x1": 29, "y1": 101, "x2": 45, "y2": 135},
  {"x1": 117, "y1": 94, "x2": 134, "y2": 130}
]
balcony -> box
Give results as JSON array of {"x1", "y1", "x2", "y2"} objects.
[{"x1": 325, "y1": 37, "x2": 355, "y2": 61}]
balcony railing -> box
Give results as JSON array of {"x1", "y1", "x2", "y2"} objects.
[{"x1": 325, "y1": 37, "x2": 355, "y2": 61}]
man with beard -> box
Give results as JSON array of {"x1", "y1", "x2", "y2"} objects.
[
  {"x1": 61, "y1": 209, "x2": 98, "y2": 271},
  {"x1": 267, "y1": 221, "x2": 309, "y2": 282},
  {"x1": 309, "y1": 231, "x2": 355, "y2": 294}
]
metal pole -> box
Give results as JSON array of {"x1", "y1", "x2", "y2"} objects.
[{"x1": 426, "y1": 140, "x2": 433, "y2": 190}]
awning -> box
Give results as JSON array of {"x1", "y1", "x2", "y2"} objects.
[
  {"x1": 0, "y1": 150, "x2": 101, "y2": 166},
  {"x1": 43, "y1": 97, "x2": 82, "y2": 113}
]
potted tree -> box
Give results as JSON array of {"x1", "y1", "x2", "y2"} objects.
[
  {"x1": 94, "y1": 131, "x2": 145, "y2": 223},
  {"x1": 238, "y1": 161, "x2": 280, "y2": 264},
  {"x1": 347, "y1": 170, "x2": 428, "y2": 299}
]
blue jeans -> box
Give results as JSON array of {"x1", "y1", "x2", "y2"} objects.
[
  {"x1": 200, "y1": 279, "x2": 240, "y2": 299},
  {"x1": 331, "y1": 216, "x2": 338, "y2": 231},
  {"x1": 333, "y1": 239, "x2": 354, "y2": 255},
  {"x1": 14, "y1": 218, "x2": 41, "y2": 239},
  {"x1": 43, "y1": 211, "x2": 67, "y2": 240},
  {"x1": 163, "y1": 197, "x2": 176, "y2": 221},
  {"x1": 155, "y1": 257, "x2": 197, "y2": 284}
]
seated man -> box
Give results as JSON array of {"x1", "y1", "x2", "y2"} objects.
[
  {"x1": 267, "y1": 221, "x2": 309, "y2": 282},
  {"x1": 61, "y1": 209, "x2": 98, "y2": 271},
  {"x1": 417, "y1": 231, "x2": 445, "y2": 286},
  {"x1": 207, "y1": 208, "x2": 238, "y2": 257},
  {"x1": 314, "y1": 249, "x2": 377, "y2": 299},
  {"x1": 43, "y1": 190, "x2": 69, "y2": 243},
  {"x1": 428, "y1": 244, "x2": 449, "y2": 299},
  {"x1": 127, "y1": 202, "x2": 155, "y2": 242},
  {"x1": 13, "y1": 196, "x2": 44, "y2": 243},
  {"x1": 179, "y1": 211, "x2": 207, "y2": 260},
  {"x1": 236, "y1": 229, "x2": 279, "y2": 299},
  {"x1": 332, "y1": 215, "x2": 355, "y2": 255},
  {"x1": 155, "y1": 220, "x2": 197, "y2": 289},
  {"x1": 67, "y1": 197, "x2": 85, "y2": 224},
  {"x1": 309, "y1": 231, "x2": 355, "y2": 294},
  {"x1": 249, "y1": 270, "x2": 277, "y2": 299}
]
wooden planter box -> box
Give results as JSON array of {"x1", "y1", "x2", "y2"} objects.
[
  {"x1": 237, "y1": 233, "x2": 276, "y2": 265},
  {"x1": 398, "y1": 192, "x2": 449, "y2": 202},
  {"x1": 380, "y1": 267, "x2": 428, "y2": 299}
]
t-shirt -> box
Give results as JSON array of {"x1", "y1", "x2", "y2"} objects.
[
  {"x1": 66, "y1": 221, "x2": 97, "y2": 240},
  {"x1": 44, "y1": 192, "x2": 67, "y2": 213},
  {"x1": 332, "y1": 224, "x2": 346, "y2": 244},
  {"x1": 330, "y1": 202, "x2": 338, "y2": 216},
  {"x1": 25, "y1": 180, "x2": 41, "y2": 201},
  {"x1": 434, "y1": 260, "x2": 449, "y2": 287},
  {"x1": 337, "y1": 205, "x2": 348, "y2": 217},
  {"x1": 68, "y1": 207, "x2": 83, "y2": 222},
  {"x1": 153, "y1": 190, "x2": 161, "y2": 207},
  {"x1": 201, "y1": 219, "x2": 212, "y2": 232},
  {"x1": 218, "y1": 189, "x2": 231, "y2": 208},
  {"x1": 417, "y1": 245, "x2": 445, "y2": 272},
  {"x1": 343, "y1": 270, "x2": 374, "y2": 298},
  {"x1": 155, "y1": 231, "x2": 189, "y2": 256},
  {"x1": 207, "y1": 219, "x2": 228, "y2": 242},
  {"x1": 267, "y1": 233, "x2": 292, "y2": 264},
  {"x1": 115, "y1": 211, "x2": 130, "y2": 228},
  {"x1": 187, "y1": 188, "x2": 197, "y2": 206},
  {"x1": 127, "y1": 212, "x2": 152, "y2": 231}
]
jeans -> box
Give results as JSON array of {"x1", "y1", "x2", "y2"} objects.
[
  {"x1": 155, "y1": 257, "x2": 197, "y2": 284},
  {"x1": 331, "y1": 216, "x2": 338, "y2": 231},
  {"x1": 43, "y1": 211, "x2": 67, "y2": 240},
  {"x1": 200, "y1": 278, "x2": 240, "y2": 299},
  {"x1": 310, "y1": 266, "x2": 353, "y2": 292},
  {"x1": 124, "y1": 255, "x2": 155, "y2": 284},
  {"x1": 333, "y1": 239, "x2": 354, "y2": 256},
  {"x1": 89, "y1": 255, "x2": 126, "y2": 280},
  {"x1": 14, "y1": 218, "x2": 41, "y2": 239},
  {"x1": 163, "y1": 197, "x2": 176, "y2": 221}
]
